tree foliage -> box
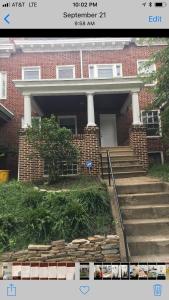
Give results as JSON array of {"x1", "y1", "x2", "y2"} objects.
[
  {"x1": 139, "y1": 38, "x2": 169, "y2": 143},
  {"x1": 26, "y1": 115, "x2": 79, "y2": 183}
]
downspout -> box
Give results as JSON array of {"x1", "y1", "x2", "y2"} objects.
[{"x1": 80, "y1": 49, "x2": 83, "y2": 79}]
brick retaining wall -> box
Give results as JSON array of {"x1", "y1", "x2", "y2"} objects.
[{"x1": 0, "y1": 235, "x2": 120, "y2": 263}]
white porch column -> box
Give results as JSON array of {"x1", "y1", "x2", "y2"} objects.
[
  {"x1": 131, "y1": 91, "x2": 141, "y2": 125},
  {"x1": 23, "y1": 95, "x2": 32, "y2": 128},
  {"x1": 86, "y1": 93, "x2": 96, "y2": 126}
]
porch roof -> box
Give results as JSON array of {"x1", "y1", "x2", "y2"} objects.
[
  {"x1": 13, "y1": 77, "x2": 144, "y2": 96},
  {"x1": 0, "y1": 103, "x2": 14, "y2": 122}
]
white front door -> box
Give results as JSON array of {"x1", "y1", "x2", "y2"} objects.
[{"x1": 100, "y1": 114, "x2": 117, "y2": 147}]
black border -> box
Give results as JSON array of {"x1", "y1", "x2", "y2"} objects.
[{"x1": 0, "y1": 29, "x2": 169, "y2": 37}]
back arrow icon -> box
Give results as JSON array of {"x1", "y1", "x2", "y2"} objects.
[{"x1": 4, "y1": 14, "x2": 10, "y2": 24}]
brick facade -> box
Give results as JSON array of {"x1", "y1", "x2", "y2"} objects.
[
  {"x1": 0, "y1": 39, "x2": 166, "y2": 179},
  {"x1": 129, "y1": 125, "x2": 149, "y2": 170}
]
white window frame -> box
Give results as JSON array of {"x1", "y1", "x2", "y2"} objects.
[
  {"x1": 88, "y1": 63, "x2": 123, "y2": 79},
  {"x1": 22, "y1": 66, "x2": 41, "y2": 80},
  {"x1": 56, "y1": 65, "x2": 75, "y2": 80},
  {"x1": 137, "y1": 59, "x2": 156, "y2": 86},
  {"x1": 141, "y1": 109, "x2": 162, "y2": 138},
  {"x1": 0, "y1": 72, "x2": 7, "y2": 99},
  {"x1": 148, "y1": 151, "x2": 164, "y2": 165},
  {"x1": 58, "y1": 115, "x2": 77, "y2": 134}
]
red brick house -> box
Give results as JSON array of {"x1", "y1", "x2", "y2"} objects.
[{"x1": 0, "y1": 38, "x2": 165, "y2": 181}]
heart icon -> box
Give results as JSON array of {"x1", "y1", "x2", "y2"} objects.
[{"x1": 79, "y1": 285, "x2": 90, "y2": 295}]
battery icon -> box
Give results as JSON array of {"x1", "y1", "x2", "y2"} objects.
[{"x1": 155, "y1": 2, "x2": 167, "y2": 6}]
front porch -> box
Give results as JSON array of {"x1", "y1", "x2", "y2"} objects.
[{"x1": 14, "y1": 78, "x2": 149, "y2": 181}]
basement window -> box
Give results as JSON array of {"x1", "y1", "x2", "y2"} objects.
[
  {"x1": 44, "y1": 160, "x2": 79, "y2": 176},
  {"x1": 148, "y1": 151, "x2": 164, "y2": 166}
]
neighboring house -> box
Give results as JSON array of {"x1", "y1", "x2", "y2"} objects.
[{"x1": 0, "y1": 38, "x2": 166, "y2": 181}]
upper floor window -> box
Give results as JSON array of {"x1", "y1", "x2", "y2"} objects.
[
  {"x1": 22, "y1": 66, "x2": 41, "y2": 80},
  {"x1": 89, "y1": 64, "x2": 122, "y2": 79},
  {"x1": 137, "y1": 60, "x2": 156, "y2": 75},
  {"x1": 0, "y1": 72, "x2": 7, "y2": 99},
  {"x1": 56, "y1": 65, "x2": 75, "y2": 79},
  {"x1": 141, "y1": 110, "x2": 161, "y2": 137}
]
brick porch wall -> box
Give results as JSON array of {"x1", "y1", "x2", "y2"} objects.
[
  {"x1": 129, "y1": 125, "x2": 149, "y2": 170},
  {"x1": 18, "y1": 130, "x2": 44, "y2": 182},
  {"x1": 18, "y1": 127, "x2": 100, "y2": 182}
]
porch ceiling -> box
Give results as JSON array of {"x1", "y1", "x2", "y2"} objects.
[
  {"x1": 13, "y1": 77, "x2": 143, "y2": 96},
  {"x1": 34, "y1": 93, "x2": 128, "y2": 114}
]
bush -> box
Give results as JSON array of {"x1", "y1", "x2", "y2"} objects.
[
  {"x1": 0, "y1": 181, "x2": 113, "y2": 252},
  {"x1": 149, "y1": 164, "x2": 169, "y2": 182}
]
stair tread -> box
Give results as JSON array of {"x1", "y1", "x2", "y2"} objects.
[
  {"x1": 119, "y1": 192, "x2": 169, "y2": 197},
  {"x1": 121, "y1": 204, "x2": 169, "y2": 209},
  {"x1": 112, "y1": 171, "x2": 146, "y2": 174},
  {"x1": 128, "y1": 235, "x2": 169, "y2": 243},
  {"x1": 112, "y1": 165, "x2": 143, "y2": 168},
  {"x1": 130, "y1": 255, "x2": 169, "y2": 262},
  {"x1": 124, "y1": 218, "x2": 169, "y2": 224}
]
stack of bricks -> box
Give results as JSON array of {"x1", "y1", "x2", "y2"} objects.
[
  {"x1": 18, "y1": 130, "x2": 44, "y2": 182},
  {"x1": 129, "y1": 125, "x2": 149, "y2": 170},
  {"x1": 0, "y1": 235, "x2": 120, "y2": 263}
]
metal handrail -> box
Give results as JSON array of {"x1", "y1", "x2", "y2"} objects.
[
  {"x1": 106, "y1": 150, "x2": 130, "y2": 262},
  {"x1": 100, "y1": 153, "x2": 104, "y2": 177}
]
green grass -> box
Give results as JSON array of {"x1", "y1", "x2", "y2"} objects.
[
  {"x1": 38, "y1": 175, "x2": 103, "y2": 191},
  {"x1": 0, "y1": 179, "x2": 114, "y2": 253},
  {"x1": 148, "y1": 164, "x2": 169, "y2": 182}
]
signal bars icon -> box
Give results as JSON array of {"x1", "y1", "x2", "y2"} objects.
[{"x1": 2, "y1": 2, "x2": 10, "y2": 7}]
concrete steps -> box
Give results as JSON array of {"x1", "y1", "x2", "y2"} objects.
[
  {"x1": 130, "y1": 255, "x2": 169, "y2": 263},
  {"x1": 128, "y1": 235, "x2": 169, "y2": 256},
  {"x1": 115, "y1": 176, "x2": 169, "y2": 261},
  {"x1": 119, "y1": 192, "x2": 169, "y2": 206},
  {"x1": 116, "y1": 182, "x2": 166, "y2": 194},
  {"x1": 101, "y1": 146, "x2": 146, "y2": 179},
  {"x1": 102, "y1": 147, "x2": 169, "y2": 261},
  {"x1": 124, "y1": 218, "x2": 169, "y2": 236},
  {"x1": 102, "y1": 164, "x2": 144, "y2": 173},
  {"x1": 121, "y1": 204, "x2": 169, "y2": 219}
]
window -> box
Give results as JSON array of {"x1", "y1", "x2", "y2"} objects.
[
  {"x1": 56, "y1": 65, "x2": 75, "y2": 79},
  {"x1": 141, "y1": 110, "x2": 161, "y2": 137},
  {"x1": 137, "y1": 60, "x2": 156, "y2": 85},
  {"x1": 22, "y1": 66, "x2": 41, "y2": 80},
  {"x1": 137, "y1": 60, "x2": 156, "y2": 75},
  {"x1": 44, "y1": 160, "x2": 78, "y2": 176},
  {"x1": 0, "y1": 72, "x2": 7, "y2": 99},
  {"x1": 89, "y1": 64, "x2": 122, "y2": 79},
  {"x1": 58, "y1": 115, "x2": 77, "y2": 134}
]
